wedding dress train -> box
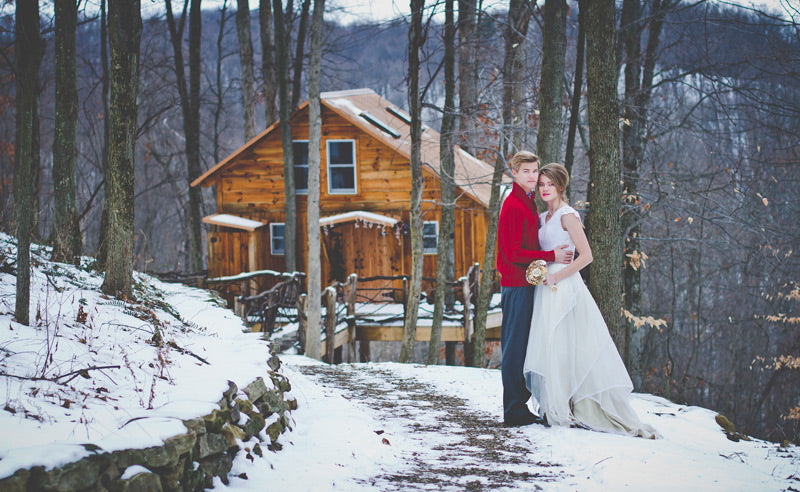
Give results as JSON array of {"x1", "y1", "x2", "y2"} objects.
[{"x1": 522, "y1": 206, "x2": 658, "y2": 438}]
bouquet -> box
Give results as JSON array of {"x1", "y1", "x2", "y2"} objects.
[{"x1": 525, "y1": 260, "x2": 547, "y2": 286}]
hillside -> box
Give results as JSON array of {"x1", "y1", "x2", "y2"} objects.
[{"x1": 1, "y1": 234, "x2": 798, "y2": 490}]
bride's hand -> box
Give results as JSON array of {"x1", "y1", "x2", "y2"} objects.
[{"x1": 543, "y1": 274, "x2": 557, "y2": 286}]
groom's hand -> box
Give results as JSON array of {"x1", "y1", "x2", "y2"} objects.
[{"x1": 554, "y1": 245, "x2": 573, "y2": 264}]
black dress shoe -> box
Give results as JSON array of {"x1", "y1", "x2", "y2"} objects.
[{"x1": 504, "y1": 413, "x2": 546, "y2": 427}]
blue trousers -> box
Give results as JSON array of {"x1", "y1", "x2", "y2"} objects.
[{"x1": 500, "y1": 285, "x2": 535, "y2": 421}]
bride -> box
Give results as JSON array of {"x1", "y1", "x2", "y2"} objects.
[{"x1": 523, "y1": 163, "x2": 658, "y2": 438}]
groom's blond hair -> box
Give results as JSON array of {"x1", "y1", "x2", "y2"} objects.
[{"x1": 509, "y1": 151, "x2": 539, "y2": 172}]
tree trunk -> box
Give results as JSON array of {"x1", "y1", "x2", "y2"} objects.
[
  {"x1": 506, "y1": 0, "x2": 532, "y2": 151},
  {"x1": 291, "y1": 0, "x2": 311, "y2": 109},
  {"x1": 400, "y1": 0, "x2": 425, "y2": 364},
  {"x1": 273, "y1": 0, "x2": 297, "y2": 272},
  {"x1": 305, "y1": 0, "x2": 324, "y2": 359},
  {"x1": 457, "y1": 0, "x2": 478, "y2": 153},
  {"x1": 564, "y1": 4, "x2": 585, "y2": 179},
  {"x1": 165, "y1": 0, "x2": 204, "y2": 273},
  {"x1": 236, "y1": 0, "x2": 258, "y2": 141},
  {"x1": 214, "y1": 1, "x2": 232, "y2": 163},
  {"x1": 14, "y1": 0, "x2": 44, "y2": 325},
  {"x1": 471, "y1": 0, "x2": 530, "y2": 367},
  {"x1": 428, "y1": 0, "x2": 456, "y2": 365},
  {"x1": 260, "y1": 0, "x2": 278, "y2": 125},
  {"x1": 102, "y1": 0, "x2": 141, "y2": 299},
  {"x1": 52, "y1": 0, "x2": 81, "y2": 264},
  {"x1": 620, "y1": 0, "x2": 672, "y2": 386},
  {"x1": 581, "y1": 0, "x2": 625, "y2": 354},
  {"x1": 537, "y1": 0, "x2": 567, "y2": 164},
  {"x1": 96, "y1": 0, "x2": 110, "y2": 269}
]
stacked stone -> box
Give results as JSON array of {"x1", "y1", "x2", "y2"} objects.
[{"x1": 0, "y1": 355, "x2": 297, "y2": 492}]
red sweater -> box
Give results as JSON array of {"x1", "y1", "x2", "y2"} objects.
[{"x1": 496, "y1": 182, "x2": 556, "y2": 287}]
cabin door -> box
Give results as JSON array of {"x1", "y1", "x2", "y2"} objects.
[{"x1": 321, "y1": 221, "x2": 400, "y2": 284}]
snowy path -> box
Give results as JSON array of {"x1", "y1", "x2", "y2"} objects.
[{"x1": 290, "y1": 362, "x2": 566, "y2": 490}]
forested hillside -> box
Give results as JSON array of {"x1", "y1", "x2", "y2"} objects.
[{"x1": 0, "y1": 1, "x2": 797, "y2": 443}]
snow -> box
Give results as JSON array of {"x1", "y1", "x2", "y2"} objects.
[
  {"x1": 319, "y1": 210, "x2": 399, "y2": 228},
  {"x1": 202, "y1": 213, "x2": 265, "y2": 231},
  {"x1": 1, "y1": 231, "x2": 798, "y2": 490}
]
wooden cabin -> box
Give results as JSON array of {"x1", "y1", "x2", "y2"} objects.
[{"x1": 192, "y1": 88, "x2": 503, "y2": 291}]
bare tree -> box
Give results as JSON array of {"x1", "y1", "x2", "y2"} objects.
[
  {"x1": 472, "y1": 0, "x2": 532, "y2": 367},
  {"x1": 400, "y1": 0, "x2": 425, "y2": 364},
  {"x1": 428, "y1": 0, "x2": 456, "y2": 365},
  {"x1": 96, "y1": 0, "x2": 111, "y2": 269},
  {"x1": 273, "y1": 0, "x2": 297, "y2": 272},
  {"x1": 14, "y1": 0, "x2": 44, "y2": 324},
  {"x1": 236, "y1": 0, "x2": 258, "y2": 141},
  {"x1": 101, "y1": 0, "x2": 142, "y2": 298},
  {"x1": 581, "y1": 0, "x2": 625, "y2": 352},
  {"x1": 260, "y1": 0, "x2": 278, "y2": 125},
  {"x1": 165, "y1": 0, "x2": 205, "y2": 273},
  {"x1": 537, "y1": 0, "x2": 567, "y2": 164},
  {"x1": 564, "y1": 4, "x2": 585, "y2": 178},
  {"x1": 457, "y1": 0, "x2": 478, "y2": 153},
  {"x1": 52, "y1": 0, "x2": 81, "y2": 264},
  {"x1": 304, "y1": 0, "x2": 324, "y2": 359},
  {"x1": 291, "y1": 0, "x2": 311, "y2": 109}
]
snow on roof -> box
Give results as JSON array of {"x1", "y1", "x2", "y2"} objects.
[
  {"x1": 318, "y1": 210, "x2": 399, "y2": 228},
  {"x1": 202, "y1": 213, "x2": 266, "y2": 231}
]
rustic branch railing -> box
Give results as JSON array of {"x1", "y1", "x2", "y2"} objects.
[{"x1": 213, "y1": 263, "x2": 497, "y2": 364}]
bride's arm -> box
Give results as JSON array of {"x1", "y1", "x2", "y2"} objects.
[{"x1": 543, "y1": 213, "x2": 593, "y2": 286}]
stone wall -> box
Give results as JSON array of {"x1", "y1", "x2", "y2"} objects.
[{"x1": 0, "y1": 355, "x2": 297, "y2": 492}]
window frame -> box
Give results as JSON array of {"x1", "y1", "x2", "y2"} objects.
[
  {"x1": 423, "y1": 220, "x2": 439, "y2": 255},
  {"x1": 270, "y1": 222, "x2": 285, "y2": 256},
  {"x1": 326, "y1": 139, "x2": 358, "y2": 195},
  {"x1": 293, "y1": 140, "x2": 309, "y2": 195}
]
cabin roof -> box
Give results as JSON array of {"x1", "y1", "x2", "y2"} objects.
[
  {"x1": 202, "y1": 213, "x2": 266, "y2": 231},
  {"x1": 191, "y1": 88, "x2": 505, "y2": 209}
]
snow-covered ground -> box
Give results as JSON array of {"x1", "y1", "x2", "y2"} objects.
[{"x1": 1, "y1": 232, "x2": 798, "y2": 490}]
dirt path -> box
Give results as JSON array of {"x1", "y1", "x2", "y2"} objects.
[{"x1": 291, "y1": 362, "x2": 567, "y2": 491}]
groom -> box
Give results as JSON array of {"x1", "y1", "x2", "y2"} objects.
[{"x1": 497, "y1": 151, "x2": 572, "y2": 427}]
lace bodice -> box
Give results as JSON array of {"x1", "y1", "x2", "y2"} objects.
[{"x1": 538, "y1": 205, "x2": 581, "y2": 255}]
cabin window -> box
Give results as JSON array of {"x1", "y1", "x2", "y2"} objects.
[
  {"x1": 293, "y1": 140, "x2": 309, "y2": 194},
  {"x1": 423, "y1": 221, "x2": 438, "y2": 254},
  {"x1": 327, "y1": 140, "x2": 357, "y2": 194},
  {"x1": 270, "y1": 223, "x2": 285, "y2": 255}
]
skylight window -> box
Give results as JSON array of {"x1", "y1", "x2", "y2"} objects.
[
  {"x1": 386, "y1": 106, "x2": 426, "y2": 131},
  {"x1": 359, "y1": 112, "x2": 401, "y2": 138}
]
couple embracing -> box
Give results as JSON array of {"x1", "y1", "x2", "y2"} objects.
[{"x1": 497, "y1": 151, "x2": 657, "y2": 438}]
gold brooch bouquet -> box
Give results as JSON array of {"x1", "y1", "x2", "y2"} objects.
[{"x1": 525, "y1": 260, "x2": 547, "y2": 285}]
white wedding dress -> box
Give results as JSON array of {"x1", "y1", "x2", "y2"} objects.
[{"x1": 523, "y1": 205, "x2": 658, "y2": 438}]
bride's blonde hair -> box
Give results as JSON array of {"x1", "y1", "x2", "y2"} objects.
[{"x1": 539, "y1": 163, "x2": 570, "y2": 204}]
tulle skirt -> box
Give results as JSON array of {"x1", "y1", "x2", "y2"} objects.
[{"x1": 523, "y1": 263, "x2": 658, "y2": 438}]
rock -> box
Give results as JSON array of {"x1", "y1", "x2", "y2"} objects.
[
  {"x1": 267, "y1": 355, "x2": 281, "y2": 371},
  {"x1": 270, "y1": 373, "x2": 291, "y2": 393},
  {"x1": 197, "y1": 453, "x2": 233, "y2": 487},
  {"x1": 257, "y1": 390, "x2": 286, "y2": 417},
  {"x1": 221, "y1": 380, "x2": 238, "y2": 407},
  {"x1": 715, "y1": 414, "x2": 736, "y2": 433},
  {"x1": 240, "y1": 413, "x2": 266, "y2": 441},
  {"x1": 243, "y1": 377, "x2": 268, "y2": 402},
  {"x1": 202, "y1": 407, "x2": 231, "y2": 434},
  {"x1": 182, "y1": 417, "x2": 206, "y2": 436},
  {"x1": 266, "y1": 420, "x2": 284, "y2": 443},
  {"x1": 195, "y1": 433, "x2": 228, "y2": 459},
  {"x1": 108, "y1": 470, "x2": 164, "y2": 492},
  {"x1": 36, "y1": 454, "x2": 110, "y2": 492},
  {"x1": 235, "y1": 398, "x2": 254, "y2": 417},
  {"x1": 286, "y1": 397, "x2": 298, "y2": 411},
  {"x1": 0, "y1": 468, "x2": 30, "y2": 492},
  {"x1": 98, "y1": 462, "x2": 121, "y2": 489},
  {"x1": 221, "y1": 422, "x2": 245, "y2": 448}
]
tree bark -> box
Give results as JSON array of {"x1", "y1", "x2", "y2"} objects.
[
  {"x1": 291, "y1": 0, "x2": 311, "y2": 109},
  {"x1": 14, "y1": 0, "x2": 44, "y2": 325},
  {"x1": 101, "y1": 0, "x2": 141, "y2": 299},
  {"x1": 236, "y1": 0, "x2": 258, "y2": 141},
  {"x1": 165, "y1": 0, "x2": 204, "y2": 273},
  {"x1": 537, "y1": 0, "x2": 567, "y2": 164},
  {"x1": 428, "y1": 0, "x2": 456, "y2": 365},
  {"x1": 305, "y1": 0, "x2": 324, "y2": 359},
  {"x1": 214, "y1": 1, "x2": 232, "y2": 163},
  {"x1": 53, "y1": 0, "x2": 81, "y2": 264},
  {"x1": 581, "y1": 0, "x2": 625, "y2": 354},
  {"x1": 564, "y1": 4, "x2": 585, "y2": 179},
  {"x1": 260, "y1": 0, "x2": 278, "y2": 125},
  {"x1": 273, "y1": 0, "x2": 297, "y2": 272},
  {"x1": 471, "y1": 0, "x2": 530, "y2": 367},
  {"x1": 96, "y1": 0, "x2": 110, "y2": 269},
  {"x1": 457, "y1": 0, "x2": 478, "y2": 153},
  {"x1": 400, "y1": 0, "x2": 425, "y2": 364},
  {"x1": 506, "y1": 0, "x2": 532, "y2": 151}
]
